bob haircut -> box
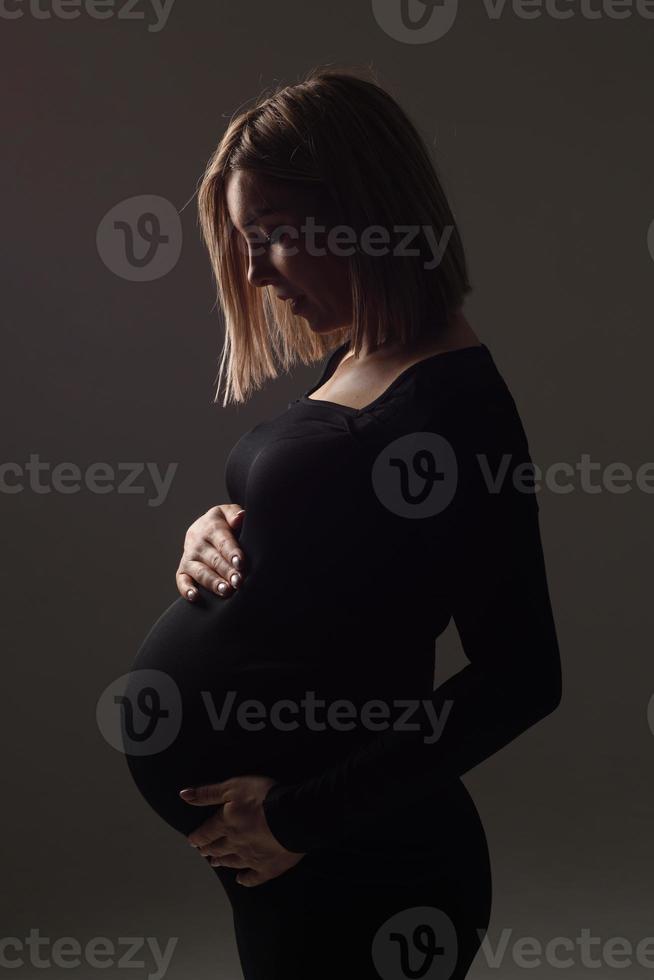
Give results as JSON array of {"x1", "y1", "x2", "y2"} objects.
[{"x1": 197, "y1": 64, "x2": 472, "y2": 406}]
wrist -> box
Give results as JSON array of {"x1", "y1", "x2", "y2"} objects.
[{"x1": 262, "y1": 783, "x2": 317, "y2": 854}]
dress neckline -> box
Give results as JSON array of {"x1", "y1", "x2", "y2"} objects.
[{"x1": 301, "y1": 341, "x2": 491, "y2": 415}]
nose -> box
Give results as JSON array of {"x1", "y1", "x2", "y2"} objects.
[{"x1": 247, "y1": 247, "x2": 276, "y2": 289}]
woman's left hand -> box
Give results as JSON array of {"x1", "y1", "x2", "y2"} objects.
[{"x1": 179, "y1": 775, "x2": 305, "y2": 887}]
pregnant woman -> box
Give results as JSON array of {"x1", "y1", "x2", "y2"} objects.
[{"x1": 123, "y1": 66, "x2": 562, "y2": 979}]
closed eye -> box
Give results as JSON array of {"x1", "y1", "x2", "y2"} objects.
[{"x1": 260, "y1": 226, "x2": 296, "y2": 246}]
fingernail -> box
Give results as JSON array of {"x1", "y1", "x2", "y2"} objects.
[
  {"x1": 230, "y1": 573, "x2": 241, "y2": 588},
  {"x1": 217, "y1": 582, "x2": 228, "y2": 595},
  {"x1": 231, "y1": 555, "x2": 241, "y2": 570},
  {"x1": 179, "y1": 788, "x2": 196, "y2": 800},
  {"x1": 186, "y1": 588, "x2": 197, "y2": 601}
]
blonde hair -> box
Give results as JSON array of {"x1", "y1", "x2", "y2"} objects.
[{"x1": 197, "y1": 64, "x2": 471, "y2": 406}]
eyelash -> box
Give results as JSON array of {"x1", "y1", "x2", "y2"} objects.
[
  {"x1": 261, "y1": 228, "x2": 292, "y2": 247},
  {"x1": 242, "y1": 227, "x2": 293, "y2": 251}
]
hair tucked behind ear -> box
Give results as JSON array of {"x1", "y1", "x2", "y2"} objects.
[{"x1": 197, "y1": 63, "x2": 471, "y2": 406}]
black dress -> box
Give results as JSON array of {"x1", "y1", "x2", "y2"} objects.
[{"x1": 124, "y1": 341, "x2": 561, "y2": 979}]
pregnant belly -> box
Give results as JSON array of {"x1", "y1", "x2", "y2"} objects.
[{"x1": 122, "y1": 585, "x2": 364, "y2": 837}]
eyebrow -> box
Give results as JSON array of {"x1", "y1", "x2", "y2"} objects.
[{"x1": 242, "y1": 207, "x2": 282, "y2": 226}]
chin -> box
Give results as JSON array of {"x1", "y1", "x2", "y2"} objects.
[{"x1": 304, "y1": 315, "x2": 346, "y2": 336}]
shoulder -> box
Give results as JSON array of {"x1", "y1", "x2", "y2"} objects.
[
  {"x1": 390, "y1": 354, "x2": 540, "y2": 521},
  {"x1": 411, "y1": 348, "x2": 531, "y2": 448},
  {"x1": 346, "y1": 347, "x2": 537, "y2": 492},
  {"x1": 356, "y1": 346, "x2": 525, "y2": 443}
]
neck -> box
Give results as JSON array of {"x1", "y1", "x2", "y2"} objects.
[{"x1": 345, "y1": 308, "x2": 474, "y2": 360}]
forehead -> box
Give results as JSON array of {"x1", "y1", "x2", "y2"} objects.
[{"x1": 225, "y1": 170, "x2": 325, "y2": 227}]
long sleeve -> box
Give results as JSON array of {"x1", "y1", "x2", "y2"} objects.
[{"x1": 263, "y1": 385, "x2": 563, "y2": 853}]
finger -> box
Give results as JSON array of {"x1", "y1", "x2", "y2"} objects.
[
  {"x1": 182, "y1": 537, "x2": 244, "y2": 590},
  {"x1": 205, "y1": 543, "x2": 244, "y2": 590},
  {"x1": 197, "y1": 836, "x2": 231, "y2": 858},
  {"x1": 204, "y1": 518, "x2": 246, "y2": 576},
  {"x1": 219, "y1": 503, "x2": 246, "y2": 533},
  {"x1": 180, "y1": 781, "x2": 233, "y2": 807},
  {"x1": 187, "y1": 814, "x2": 229, "y2": 848},
  {"x1": 177, "y1": 572, "x2": 199, "y2": 602},
  {"x1": 210, "y1": 853, "x2": 250, "y2": 869},
  {"x1": 236, "y1": 868, "x2": 265, "y2": 887},
  {"x1": 176, "y1": 561, "x2": 235, "y2": 599}
]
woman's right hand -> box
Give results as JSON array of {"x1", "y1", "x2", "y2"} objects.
[{"x1": 176, "y1": 504, "x2": 247, "y2": 602}]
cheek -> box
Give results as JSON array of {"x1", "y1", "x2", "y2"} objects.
[
  {"x1": 317, "y1": 252, "x2": 352, "y2": 303},
  {"x1": 297, "y1": 245, "x2": 350, "y2": 295},
  {"x1": 276, "y1": 245, "x2": 322, "y2": 290}
]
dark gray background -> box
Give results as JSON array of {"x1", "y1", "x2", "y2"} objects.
[{"x1": 2, "y1": 1, "x2": 653, "y2": 977}]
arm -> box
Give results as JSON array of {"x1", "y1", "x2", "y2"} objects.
[{"x1": 263, "y1": 389, "x2": 563, "y2": 852}]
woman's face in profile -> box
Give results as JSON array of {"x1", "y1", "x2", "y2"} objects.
[{"x1": 226, "y1": 169, "x2": 353, "y2": 336}]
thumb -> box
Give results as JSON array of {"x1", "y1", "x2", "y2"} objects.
[
  {"x1": 236, "y1": 868, "x2": 262, "y2": 887},
  {"x1": 179, "y1": 782, "x2": 231, "y2": 806}
]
